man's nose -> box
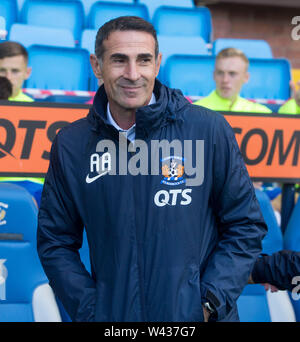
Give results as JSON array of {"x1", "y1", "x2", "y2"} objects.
[
  {"x1": 5, "y1": 71, "x2": 12, "y2": 81},
  {"x1": 124, "y1": 62, "x2": 140, "y2": 81}
]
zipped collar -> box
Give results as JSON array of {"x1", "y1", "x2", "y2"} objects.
[{"x1": 87, "y1": 79, "x2": 189, "y2": 140}]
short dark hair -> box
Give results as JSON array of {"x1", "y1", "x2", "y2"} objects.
[
  {"x1": 0, "y1": 76, "x2": 13, "y2": 100},
  {"x1": 95, "y1": 16, "x2": 159, "y2": 60},
  {"x1": 0, "y1": 41, "x2": 28, "y2": 62}
]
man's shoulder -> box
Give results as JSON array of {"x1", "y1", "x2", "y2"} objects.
[
  {"x1": 237, "y1": 97, "x2": 272, "y2": 113},
  {"x1": 9, "y1": 92, "x2": 34, "y2": 102}
]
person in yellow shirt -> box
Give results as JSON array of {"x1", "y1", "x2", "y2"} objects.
[
  {"x1": 0, "y1": 41, "x2": 33, "y2": 102},
  {"x1": 278, "y1": 81, "x2": 300, "y2": 114},
  {"x1": 194, "y1": 47, "x2": 272, "y2": 113},
  {"x1": 0, "y1": 41, "x2": 43, "y2": 206}
]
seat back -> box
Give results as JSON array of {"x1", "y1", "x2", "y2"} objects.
[
  {"x1": 0, "y1": 183, "x2": 38, "y2": 243},
  {"x1": 212, "y1": 38, "x2": 273, "y2": 59},
  {"x1": 138, "y1": 0, "x2": 194, "y2": 19},
  {"x1": 9, "y1": 23, "x2": 76, "y2": 48},
  {"x1": 242, "y1": 58, "x2": 291, "y2": 100},
  {"x1": 81, "y1": 0, "x2": 134, "y2": 17},
  {"x1": 255, "y1": 189, "x2": 283, "y2": 254},
  {"x1": 21, "y1": 0, "x2": 84, "y2": 44},
  {"x1": 26, "y1": 45, "x2": 90, "y2": 91},
  {"x1": 88, "y1": 1, "x2": 149, "y2": 30},
  {"x1": 158, "y1": 35, "x2": 208, "y2": 71},
  {"x1": 0, "y1": 183, "x2": 60, "y2": 321},
  {"x1": 81, "y1": 28, "x2": 98, "y2": 91},
  {"x1": 152, "y1": 6, "x2": 212, "y2": 43},
  {"x1": 163, "y1": 54, "x2": 291, "y2": 100},
  {"x1": 0, "y1": 0, "x2": 17, "y2": 33},
  {"x1": 0, "y1": 240, "x2": 61, "y2": 322},
  {"x1": 163, "y1": 54, "x2": 215, "y2": 96}
]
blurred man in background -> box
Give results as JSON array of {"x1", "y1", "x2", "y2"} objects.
[
  {"x1": 0, "y1": 41, "x2": 33, "y2": 102},
  {"x1": 194, "y1": 47, "x2": 272, "y2": 113},
  {"x1": 0, "y1": 41, "x2": 43, "y2": 206}
]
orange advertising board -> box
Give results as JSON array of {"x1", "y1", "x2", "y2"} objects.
[
  {"x1": 0, "y1": 102, "x2": 89, "y2": 177},
  {"x1": 1, "y1": 102, "x2": 300, "y2": 182}
]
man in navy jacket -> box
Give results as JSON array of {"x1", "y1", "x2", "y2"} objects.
[{"x1": 37, "y1": 16, "x2": 267, "y2": 322}]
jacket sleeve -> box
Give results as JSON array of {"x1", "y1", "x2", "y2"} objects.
[
  {"x1": 37, "y1": 133, "x2": 96, "y2": 322},
  {"x1": 252, "y1": 250, "x2": 300, "y2": 291},
  {"x1": 200, "y1": 114, "x2": 268, "y2": 321}
]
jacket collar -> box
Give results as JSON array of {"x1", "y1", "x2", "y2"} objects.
[{"x1": 87, "y1": 79, "x2": 189, "y2": 140}]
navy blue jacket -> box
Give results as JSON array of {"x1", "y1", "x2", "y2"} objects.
[
  {"x1": 37, "y1": 80, "x2": 267, "y2": 322},
  {"x1": 252, "y1": 250, "x2": 300, "y2": 292}
]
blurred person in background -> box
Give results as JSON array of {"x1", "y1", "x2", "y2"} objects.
[
  {"x1": 194, "y1": 47, "x2": 272, "y2": 113},
  {"x1": 278, "y1": 81, "x2": 300, "y2": 114},
  {"x1": 0, "y1": 41, "x2": 43, "y2": 206},
  {"x1": 0, "y1": 41, "x2": 33, "y2": 102},
  {"x1": 249, "y1": 250, "x2": 300, "y2": 295}
]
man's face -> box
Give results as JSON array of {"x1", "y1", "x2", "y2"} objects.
[
  {"x1": 0, "y1": 55, "x2": 31, "y2": 98},
  {"x1": 214, "y1": 56, "x2": 249, "y2": 102},
  {"x1": 91, "y1": 30, "x2": 162, "y2": 115}
]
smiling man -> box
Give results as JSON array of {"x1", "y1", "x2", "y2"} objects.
[
  {"x1": 37, "y1": 16, "x2": 267, "y2": 322},
  {"x1": 0, "y1": 41, "x2": 33, "y2": 102},
  {"x1": 194, "y1": 48, "x2": 271, "y2": 113}
]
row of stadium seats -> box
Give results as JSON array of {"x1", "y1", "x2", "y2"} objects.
[
  {"x1": 23, "y1": 44, "x2": 291, "y2": 100},
  {"x1": 0, "y1": 182, "x2": 298, "y2": 322},
  {"x1": 1, "y1": 0, "x2": 210, "y2": 44}
]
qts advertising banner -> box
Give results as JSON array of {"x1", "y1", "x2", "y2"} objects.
[
  {"x1": 0, "y1": 102, "x2": 300, "y2": 182},
  {"x1": 0, "y1": 102, "x2": 89, "y2": 177}
]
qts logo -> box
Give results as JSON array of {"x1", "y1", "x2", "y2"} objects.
[{"x1": 0, "y1": 103, "x2": 89, "y2": 175}]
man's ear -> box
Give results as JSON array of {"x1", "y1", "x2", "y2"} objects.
[
  {"x1": 244, "y1": 71, "x2": 250, "y2": 84},
  {"x1": 155, "y1": 52, "x2": 162, "y2": 77},
  {"x1": 90, "y1": 54, "x2": 102, "y2": 79},
  {"x1": 25, "y1": 66, "x2": 32, "y2": 80}
]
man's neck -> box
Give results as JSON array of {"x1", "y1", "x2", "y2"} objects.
[
  {"x1": 215, "y1": 90, "x2": 239, "y2": 108},
  {"x1": 107, "y1": 93, "x2": 156, "y2": 130}
]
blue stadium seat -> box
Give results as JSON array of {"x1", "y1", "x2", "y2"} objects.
[
  {"x1": 88, "y1": 1, "x2": 149, "y2": 30},
  {"x1": 0, "y1": 183, "x2": 61, "y2": 322},
  {"x1": 81, "y1": 28, "x2": 97, "y2": 55},
  {"x1": 81, "y1": 0, "x2": 134, "y2": 17},
  {"x1": 237, "y1": 189, "x2": 296, "y2": 322},
  {"x1": 0, "y1": 241, "x2": 61, "y2": 321},
  {"x1": 0, "y1": 0, "x2": 18, "y2": 34},
  {"x1": 242, "y1": 58, "x2": 291, "y2": 100},
  {"x1": 0, "y1": 183, "x2": 39, "y2": 242},
  {"x1": 20, "y1": 0, "x2": 84, "y2": 44},
  {"x1": 26, "y1": 45, "x2": 90, "y2": 91},
  {"x1": 9, "y1": 24, "x2": 76, "y2": 48},
  {"x1": 255, "y1": 189, "x2": 283, "y2": 255},
  {"x1": 81, "y1": 29, "x2": 98, "y2": 91},
  {"x1": 163, "y1": 54, "x2": 291, "y2": 100},
  {"x1": 162, "y1": 54, "x2": 215, "y2": 96},
  {"x1": 283, "y1": 196, "x2": 300, "y2": 321},
  {"x1": 138, "y1": 0, "x2": 194, "y2": 19},
  {"x1": 158, "y1": 35, "x2": 209, "y2": 69},
  {"x1": 152, "y1": 6, "x2": 212, "y2": 43},
  {"x1": 212, "y1": 38, "x2": 273, "y2": 59}
]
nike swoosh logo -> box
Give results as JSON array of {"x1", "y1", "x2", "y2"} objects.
[{"x1": 85, "y1": 171, "x2": 108, "y2": 184}]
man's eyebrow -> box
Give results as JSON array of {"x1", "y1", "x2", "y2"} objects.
[
  {"x1": 109, "y1": 53, "x2": 154, "y2": 60},
  {"x1": 137, "y1": 53, "x2": 153, "y2": 59},
  {"x1": 110, "y1": 53, "x2": 128, "y2": 60}
]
